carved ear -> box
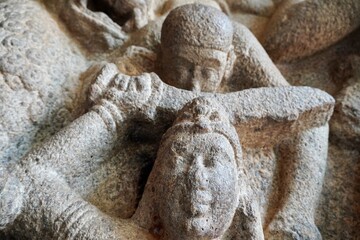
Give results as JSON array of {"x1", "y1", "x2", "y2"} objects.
[{"x1": 223, "y1": 45, "x2": 236, "y2": 82}]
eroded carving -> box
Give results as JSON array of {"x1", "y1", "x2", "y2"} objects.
[
  {"x1": 136, "y1": 98, "x2": 244, "y2": 239},
  {"x1": 0, "y1": 0, "x2": 358, "y2": 239}
]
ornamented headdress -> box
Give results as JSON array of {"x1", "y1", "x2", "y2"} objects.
[{"x1": 158, "y1": 97, "x2": 242, "y2": 169}]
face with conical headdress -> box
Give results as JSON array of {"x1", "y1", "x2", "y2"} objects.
[{"x1": 154, "y1": 98, "x2": 241, "y2": 239}]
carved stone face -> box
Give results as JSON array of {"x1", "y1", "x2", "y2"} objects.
[
  {"x1": 162, "y1": 45, "x2": 229, "y2": 92},
  {"x1": 158, "y1": 132, "x2": 239, "y2": 239},
  {"x1": 160, "y1": 4, "x2": 235, "y2": 93}
]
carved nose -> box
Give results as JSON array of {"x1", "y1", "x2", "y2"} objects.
[
  {"x1": 188, "y1": 156, "x2": 207, "y2": 189},
  {"x1": 190, "y1": 66, "x2": 202, "y2": 92},
  {"x1": 190, "y1": 79, "x2": 201, "y2": 92}
]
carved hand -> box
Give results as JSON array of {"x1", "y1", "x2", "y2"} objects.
[
  {"x1": 104, "y1": 72, "x2": 153, "y2": 112},
  {"x1": 89, "y1": 63, "x2": 163, "y2": 120}
]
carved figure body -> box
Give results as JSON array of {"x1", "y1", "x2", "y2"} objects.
[
  {"x1": 0, "y1": 0, "x2": 89, "y2": 167},
  {"x1": 153, "y1": 4, "x2": 329, "y2": 239}
]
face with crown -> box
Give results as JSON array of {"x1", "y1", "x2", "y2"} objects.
[{"x1": 157, "y1": 131, "x2": 239, "y2": 239}]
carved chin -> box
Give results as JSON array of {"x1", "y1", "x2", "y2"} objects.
[{"x1": 184, "y1": 217, "x2": 222, "y2": 239}]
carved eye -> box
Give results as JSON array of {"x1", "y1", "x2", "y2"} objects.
[
  {"x1": 201, "y1": 68, "x2": 217, "y2": 81},
  {"x1": 203, "y1": 156, "x2": 215, "y2": 168},
  {"x1": 201, "y1": 69, "x2": 211, "y2": 79},
  {"x1": 175, "y1": 66, "x2": 188, "y2": 75},
  {"x1": 210, "y1": 112, "x2": 221, "y2": 121},
  {"x1": 175, "y1": 66, "x2": 191, "y2": 85},
  {"x1": 203, "y1": 147, "x2": 217, "y2": 168}
]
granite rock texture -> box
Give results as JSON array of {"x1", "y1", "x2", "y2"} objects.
[
  {"x1": 0, "y1": 0, "x2": 88, "y2": 167},
  {"x1": 261, "y1": 0, "x2": 360, "y2": 63},
  {"x1": 0, "y1": 1, "x2": 359, "y2": 239}
]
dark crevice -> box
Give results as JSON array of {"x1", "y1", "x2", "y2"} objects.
[{"x1": 86, "y1": 0, "x2": 132, "y2": 27}]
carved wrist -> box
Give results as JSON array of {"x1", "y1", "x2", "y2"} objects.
[{"x1": 92, "y1": 99, "x2": 124, "y2": 133}]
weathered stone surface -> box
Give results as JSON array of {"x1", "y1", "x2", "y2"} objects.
[
  {"x1": 261, "y1": 0, "x2": 360, "y2": 62},
  {"x1": 0, "y1": 0, "x2": 88, "y2": 167},
  {"x1": 331, "y1": 78, "x2": 360, "y2": 146},
  {"x1": 0, "y1": 1, "x2": 359, "y2": 239}
]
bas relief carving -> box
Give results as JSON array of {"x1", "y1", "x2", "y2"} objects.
[{"x1": 0, "y1": 0, "x2": 359, "y2": 239}]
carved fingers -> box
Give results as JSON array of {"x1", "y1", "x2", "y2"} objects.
[
  {"x1": 105, "y1": 73, "x2": 153, "y2": 112},
  {"x1": 89, "y1": 63, "x2": 162, "y2": 118},
  {"x1": 89, "y1": 63, "x2": 119, "y2": 104}
]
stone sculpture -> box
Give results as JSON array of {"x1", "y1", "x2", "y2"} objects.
[
  {"x1": 0, "y1": 0, "x2": 89, "y2": 167},
  {"x1": 134, "y1": 97, "x2": 256, "y2": 239},
  {"x1": 114, "y1": 5, "x2": 330, "y2": 238},
  {"x1": 0, "y1": 71, "x2": 334, "y2": 238},
  {"x1": 0, "y1": 0, "x2": 359, "y2": 239},
  {"x1": 257, "y1": 0, "x2": 360, "y2": 147}
]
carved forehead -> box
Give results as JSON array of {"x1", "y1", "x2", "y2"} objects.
[
  {"x1": 164, "y1": 45, "x2": 228, "y2": 65},
  {"x1": 175, "y1": 97, "x2": 230, "y2": 124},
  {"x1": 156, "y1": 97, "x2": 243, "y2": 170},
  {"x1": 170, "y1": 132, "x2": 234, "y2": 152},
  {"x1": 161, "y1": 4, "x2": 233, "y2": 52}
]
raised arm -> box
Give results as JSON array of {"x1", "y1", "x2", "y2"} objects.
[
  {"x1": 216, "y1": 86, "x2": 334, "y2": 147},
  {"x1": 76, "y1": 64, "x2": 334, "y2": 151},
  {"x1": 157, "y1": 83, "x2": 334, "y2": 147},
  {"x1": 226, "y1": 22, "x2": 289, "y2": 91},
  {"x1": 21, "y1": 65, "x2": 163, "y2": 179},
  {"x1": 1, "y1": 67, "x2": 162, "y2": 237}
]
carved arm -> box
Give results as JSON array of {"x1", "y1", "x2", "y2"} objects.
[{"x1": 157, "y1": 84, "x2": 335, "y2": 147}]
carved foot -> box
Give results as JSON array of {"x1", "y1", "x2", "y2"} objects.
[{"x1": 265, "y1": 214, "x2": 321, "y2": 240}]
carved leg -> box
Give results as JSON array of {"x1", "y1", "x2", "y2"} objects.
[{"x1": 266, "y1": 124, "x2": 329, "y2": 240}]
